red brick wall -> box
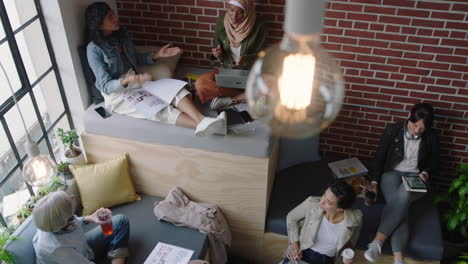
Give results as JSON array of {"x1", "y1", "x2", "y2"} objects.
[{"x1": 117, "y1": 0, "x2": 468, "y2": 189}]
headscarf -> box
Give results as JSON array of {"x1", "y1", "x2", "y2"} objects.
[{"x1": 224, "y1": 0, "x2": 256, "y2": 47}]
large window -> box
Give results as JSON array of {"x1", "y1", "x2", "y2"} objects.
[{"x1": 0, "y1": 0, "x2": 73, "y2": 228}]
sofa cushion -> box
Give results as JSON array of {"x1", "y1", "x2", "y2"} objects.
[
  {"x1": 266, "y1": 158, "x2": 443, "y2": 260},
  {"x1": 5, "y1": 194, "x2": 207, "y2": 264},
  {"x1": 84, "y1": 103, "x2": 273, "y2": 158},
  {"x1": 70, "y1": 153, "x2": 140, "y2": 215}
]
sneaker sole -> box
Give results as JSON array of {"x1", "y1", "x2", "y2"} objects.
[
  {"x1": 196, "y1": 119, "x2": 224, "y2": 136},
  {"x1": 364, "y1": 252, "x2": 377, "y2": 263}
]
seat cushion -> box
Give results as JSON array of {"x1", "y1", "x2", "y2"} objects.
[
  {"x1": 84, "y1": 103, "x2": 273, "y2": 158},
  {"x1": 84, "y1": 194, "x2": 208, "y2": 264},
  {"x1": 265, "y1": 157, "x2": 443, "y2": 260}
]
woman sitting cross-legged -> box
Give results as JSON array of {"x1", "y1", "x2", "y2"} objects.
[
  {"x1": 195, "y1": 0, "x2": 267, "y2": 110},
  {"x1": 32, "y1": 190, "x2": 130, "y2": 264},
  {"x1": 86, "y1": 2, "x2": 226, "y2": 136},
  {"x1": 282, "y1": 181, "x2": 362, "y2": 264}
]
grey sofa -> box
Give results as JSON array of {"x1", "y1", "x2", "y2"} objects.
[{"x1": 5, "y1": 194, "x2": 208, "y2": 264}]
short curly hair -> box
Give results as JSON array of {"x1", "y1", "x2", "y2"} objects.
[{"x1": 329, "y1": 180, "x2": 356, "y2": 209}]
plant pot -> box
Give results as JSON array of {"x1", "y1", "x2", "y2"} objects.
[
  {"x1": 443, "y1": 239, "x2": 468, "y2": 260},
  {"x1": 64, "y1": 147, "x2": 86, "y2": 165}
]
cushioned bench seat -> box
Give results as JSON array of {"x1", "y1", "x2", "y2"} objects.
[
  {"x1": 5, "y1": 194, "x2": 208, "y2": 264},
  {"x1": 84, "y1": 103, "x2": 273, "y2": 158},
  {"x1": 265, "y1": 158, "x2": 443, "y2": 261}
]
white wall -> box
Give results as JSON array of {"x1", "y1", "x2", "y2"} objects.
[{"x1": 41, "y1": 0, "x2": 117, "y2": 133}]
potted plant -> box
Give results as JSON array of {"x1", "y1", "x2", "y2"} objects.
[
  {"x1": 434, "y1": 163, "x2": 468, "y2": 260},
  {"x1": 57, "y1": 128, "x2": 86, "y2": 165},
  {"x1": 16, "y1": 206, "x2": 32, "y2": 223},
  {"x1": 0, "y1": 228, "x2": 16, "y2": 264},
  {"x1": 57, "y1": 161, "x2": 72, "y2": 180}
]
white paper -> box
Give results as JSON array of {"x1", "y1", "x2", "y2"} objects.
[
  {"x1": 122, "y1": 89, "x2": 169, "y2": 119},
  {"x1": 121, "y1": 79, "x2": 187, "y2": 119},
  {"x1": 142, "y1": 78, "x2": 187, "y2": 103},
  {"x1": 328, "y1": 157, "x2": 368, "y2": 179},
  {"x1": 144, "y1": 242, "x2": 194, "y2": 264}
]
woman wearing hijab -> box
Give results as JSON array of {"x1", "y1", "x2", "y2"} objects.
[
  {"x1": 86, "y1": 2, "x2": 227, "y2": 136},
  {"x1": 195, "y1": 0, "x2": 267, "y2": 110}
]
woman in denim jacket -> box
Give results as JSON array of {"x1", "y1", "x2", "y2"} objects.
[{"x1": 86, "y1": 2, "x2": 227, "y2": 136}]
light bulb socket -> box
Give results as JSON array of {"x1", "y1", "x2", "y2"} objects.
[
  {"x1": 284, "y1": 0, "x2": 325, "y2": 35},
  {"x1": 24, "y1": 135, "x2": 40, "y2": 158}
]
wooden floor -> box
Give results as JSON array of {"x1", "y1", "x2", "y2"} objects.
[{"x1": 262, "y1": 232, "x2": 440, "y2": 264}]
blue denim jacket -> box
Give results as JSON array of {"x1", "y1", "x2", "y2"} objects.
[{"x1": 86, "y1": 35, "x2": 155, "y2": 94}]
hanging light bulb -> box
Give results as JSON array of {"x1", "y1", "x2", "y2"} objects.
[
  {"x1": 0, "y1": 61, "x2": 56, "y2": 187},
  {"x1": 246, "y1": 0, "x2": 344, "y2": 138},
  {"x1": 22, "y1": 135, "x2": 57, "y2": 187}
]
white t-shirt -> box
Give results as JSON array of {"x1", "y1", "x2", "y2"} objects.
[
  {"x1": 230, "y1": 45, "x2": 242, "y2": 64},
  {"x1": 310, "y1": 216, "x2": 346, "y2": 257},
  {"x1": 393, "y1": 136, "x2": 420, "y2": 173}
]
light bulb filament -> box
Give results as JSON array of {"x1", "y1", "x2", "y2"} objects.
[{"x1": 278, "y1": 54, "x2": 315, "y2": 110}]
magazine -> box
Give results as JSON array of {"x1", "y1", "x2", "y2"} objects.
[
  {"x1": 328, "y1": 157, "x2": 368, "y2": 179},
  {"x1": 122, "y1": 78, "x2": 187, "y2": 119},
  {"x1": 402, "y1": 175, "x2": 427, "y2": 192},
  {"x1": 144, "y1": 242, "x2": 194, "y2": 264}
]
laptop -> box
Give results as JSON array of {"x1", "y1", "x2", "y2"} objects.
[{"x1": 215, "y1": 69, "x2": 249, "y2": 89}]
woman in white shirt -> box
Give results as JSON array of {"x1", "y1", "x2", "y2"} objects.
[{"x1": 283, "y1": 181, "x2": 363, "y2": 264}]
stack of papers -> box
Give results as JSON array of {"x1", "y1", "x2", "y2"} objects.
[{"x1": 328, "y1": 157, "x2": 368, "y2": 179}]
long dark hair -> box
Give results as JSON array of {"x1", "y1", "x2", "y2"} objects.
[{"x1": 85, "y1": 2, "x2": 126, "y2": 44}]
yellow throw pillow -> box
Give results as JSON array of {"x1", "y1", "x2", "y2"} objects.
[{"x1": 70, "y1": 153, "x2": 140, "y2": 215}]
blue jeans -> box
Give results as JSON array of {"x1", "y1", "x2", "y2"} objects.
[
  {"x1": 282, "y1": 249, "x2": 334, "y2": 264},
  {"x1": 85, "y1": 214, "x2": 130, "y2": 260},
  {"x1": 378, "y1": 170, "x2": 425, "y2": 253}
]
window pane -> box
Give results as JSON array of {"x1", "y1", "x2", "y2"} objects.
[
  {"x1": 34, "y1": 72, "x2": 65, "y2": 130},
  {"x1": 4, "y1": 94, "x2": 42, "y2": 158},
  {"x1": 15, "y1": 20, "x2": 51, "y2": 84},
  {"x1": 0, "y1": 168, "x2": 33, "y2": 228},
  {"x1": 4, "y1": 0, "x2": 37, "y2": 31},
  {"x1": 0, "y1": 126, "x2": 16, "y2": 180},
  {"x1": 0, "y1": 42, "x2": 22, "y2": 103},
  {"x1": 0, "y1": 19, "x2": 5, "y2": 40}
]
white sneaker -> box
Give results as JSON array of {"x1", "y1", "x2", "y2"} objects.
[
  {"x1": 210, "y1": 97, "x2": 236, "y2": 111},
  {"x1": 364, "y1": 240, "x2": 382, "y2": 263},
  {"x1": 195, "y1": 112, "x2": 227, "y2": 136}
]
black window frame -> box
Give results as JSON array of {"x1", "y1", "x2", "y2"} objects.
[{"x1": 0, "y1": 0, "x2": 74, "y2": 227}]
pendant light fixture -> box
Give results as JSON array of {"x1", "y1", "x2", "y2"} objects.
[
  {"x1": 0, "y1": 61, "x2": 56, "y2": 187},
  {"x1": 246, "y1": 0, "x2": 344, "y2": 138}
]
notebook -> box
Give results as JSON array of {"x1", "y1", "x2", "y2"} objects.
[
  {"x1": 215, "y1": 69, "x2": 249, "y2": 89},
  {"x1": 328, "y1": 157, "x2": 368, "y2": 179}
]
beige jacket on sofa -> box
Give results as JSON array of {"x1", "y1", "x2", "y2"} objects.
[{"x1": 285, "y1": 196, "x2": 363, "y2": 264}]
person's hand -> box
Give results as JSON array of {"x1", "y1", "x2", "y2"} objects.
[
  {"x1": 343, "y1": 257, "x2": 355, "y2": 264},
  {"x1": 287, "y1": 242, "x2": 302, "y2": 264},
  {"x1": 212, "y1": 44, "x2": 222, "y2": 59},
  {"x1": 236, "y1": 56, "x2": 245, "y2": 68},
  {"x1": 87, "y1": 208, "x2": 112, "y2": 224},
  {"x1": 419, "y1": 172, "x2": 428, "y2": 182},
  {"x1": 121, "y1": 73, "x2": 151, "y2": 87},
  {"x1": 154, "y1": 44, "x2": 182, "y2": 59}
]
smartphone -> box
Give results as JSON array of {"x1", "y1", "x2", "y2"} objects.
[{"x1": 95, "y1": 106, "x2": 111, "y2": 118}]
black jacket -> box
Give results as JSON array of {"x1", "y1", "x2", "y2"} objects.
[{"x1": 369, "y1": 121, "x2": 440, "y2": 183}]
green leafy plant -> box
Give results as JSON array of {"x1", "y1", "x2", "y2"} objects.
[
  {"x1": 57, "y1": 128, "x2": 80, "y2": 158},
  {"x1": 454, "y1": 252, "x2": 468, "y2": 264},
  {"x1": 434, "y1": 163, "x2": 468, "y2": 243},
  {"x1": 57, "y1": 161, "x2": 70, "y2": 173},
  {"x1": 0, "y1": 228, "x2": 17, "y2": 264},
  {"x1": 16, "y1": 206, "x2": 32, "y2": 222}
]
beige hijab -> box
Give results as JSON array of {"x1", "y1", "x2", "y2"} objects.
[{"x1": 224, "y1": 0, "x2": 256, "y2": 47}]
